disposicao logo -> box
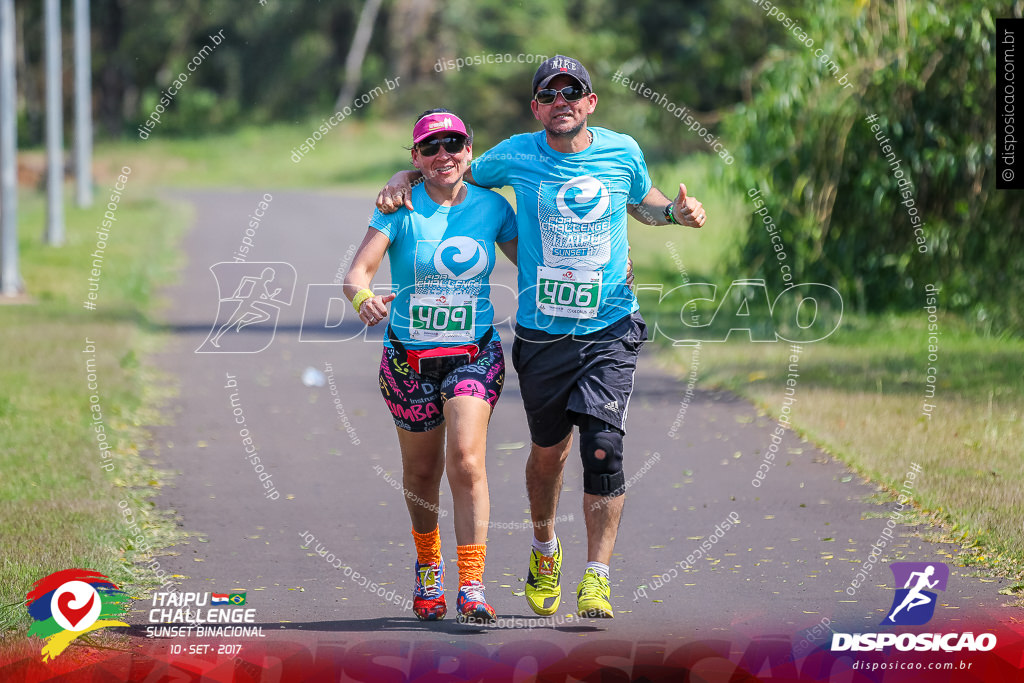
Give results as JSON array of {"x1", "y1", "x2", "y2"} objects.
[
  {"x1": 831, "y1": 562, "x2": 997, "y2": 653},
  {"x1": 883, "y1": 562, "x2": 948, "y2": 626},
  {"x1": 26, "y1": 569, "x2": 130, "y2": 661}
]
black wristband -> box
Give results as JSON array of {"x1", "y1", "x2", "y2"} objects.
[{"x1": 664, "y1": 203, "x2": 679, "y2": 225}]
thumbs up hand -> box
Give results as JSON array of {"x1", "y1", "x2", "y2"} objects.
[{"x1": 672, "y1": 183, "x2": 706, "y2": 228}]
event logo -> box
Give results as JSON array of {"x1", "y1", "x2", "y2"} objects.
[
  {"x1": 26, "y1": 569, "x2": 130, "y2": 661},
  {"x1": 146, "y1": 591, "x2": 265, "y2": 638},
  {"x1": 831, "y1": 561, "x2": 995, "y2": 653},
  {"x1": 555, "y1": 175, "x2": 609, "y2": 223},
  {"x1": 196, "y1": 262, "x2": 297, "y2": 353},
  {"x1": 433, "y1": 237, "x2": 487, "y2": 280},
  {"x1": 538, "y1": 176, "x2": 612, "y2": 269},
  {"x1": 883, "y1": 562, "x2": 949, "y2": 626}
]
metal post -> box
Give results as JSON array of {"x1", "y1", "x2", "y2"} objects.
[
  {"x1": 0, "y1": 0, "x2": 21, "y2": 295},
  {"x1": 45, "y1": 0, "x2": 64, "y2": 245},
  {"x1": 73, "y1": 0, "x2": 91, "y2": 207}
]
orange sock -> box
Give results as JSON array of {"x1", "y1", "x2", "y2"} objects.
[
  {"x1": 411, "y1": 526, "x2": 441, "y2": 565},
  {"x1": 457, "y1": 544, "x2": 486, "y2": 586}
]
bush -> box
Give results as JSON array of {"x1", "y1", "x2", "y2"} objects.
[{"x1": 723, "y1": 1, "x2": 1023, "y2": 334}]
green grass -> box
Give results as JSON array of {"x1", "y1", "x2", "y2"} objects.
[
  {"x1": 0, "y1": 188, "x2": 189, "y2": 634},
  {"x1": 97, "y1": 119, "x2": 413, "y2": 191},
  {"x1": 652, "y1": 315, "x2": 1024, "y2": 579},
  {"x1": 620, "y1": 148, "x2": 1024, "y2": 582}
]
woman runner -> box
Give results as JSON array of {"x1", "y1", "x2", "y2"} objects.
[{"x1": 345, "y1": 109, "x2": 517, "y2": 623}]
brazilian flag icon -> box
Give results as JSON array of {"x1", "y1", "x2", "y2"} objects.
[{"x1": 228, "y1": 592, "x2": 246, "y2": 605}]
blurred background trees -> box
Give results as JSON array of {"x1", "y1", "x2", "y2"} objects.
[
  {"x1": 10, "y1": 0, "x2": 1020, "y2": 333},
  {"x1": 14, "y1": 0, "x2": 781, "y2": 146},
  {"x1": 725, "y1": 1, "x2": 1021, "y2": 333}
]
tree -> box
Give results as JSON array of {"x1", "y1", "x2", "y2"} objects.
[
  {"x1": 723, "y1": 1, "x2": 1023, "y2": 332},
  {"x1": 335, "y1": 0, "x2": 384, "y2": 111}
]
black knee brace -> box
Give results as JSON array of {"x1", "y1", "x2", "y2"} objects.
[{"x1": 577, "y1": 415, "x2": 625, "y2": 497}]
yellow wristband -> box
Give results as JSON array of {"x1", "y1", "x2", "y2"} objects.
[{"x1": 351, "y1": 288, "x2": 374, "y2": 313}]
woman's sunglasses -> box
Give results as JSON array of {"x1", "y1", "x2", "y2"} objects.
[
  {"x1": 416, "y1": 135, "x2": 467, "y2": 157},
  {"x1": 533, "y1": 85, "x2": 588, "y2": 105}
]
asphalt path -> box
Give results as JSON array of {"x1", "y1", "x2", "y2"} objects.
[{"x1": 128, "y1": 189, "x2": 1014, "y2": 671}]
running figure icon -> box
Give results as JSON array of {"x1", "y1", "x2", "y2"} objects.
[
  {"x1": 887, "y1": 565, "x2": 939, "y2": 622},
  {"x1": 210, "y1": 267, "x2": 284, "y2": 348}
]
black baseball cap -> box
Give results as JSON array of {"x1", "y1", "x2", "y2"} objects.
[{"x1": 532, "y1": 55, "x2": 593, "y2": 94}]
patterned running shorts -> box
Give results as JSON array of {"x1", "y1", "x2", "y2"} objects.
[{"x1": 378, "y1": 338, "x2": 505, "y2": 432}]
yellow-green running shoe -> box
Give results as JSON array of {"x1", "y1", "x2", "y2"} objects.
[
  {"x1": 525, "y1": 540, "x2": 562, "y2": 616},
  {"x1": 576, "y1": 568, "x2": 614, "y2": 618}
]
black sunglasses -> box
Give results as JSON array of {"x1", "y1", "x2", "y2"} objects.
[
  {"x1": 416, "y1": 134, "x2": 467, "y2": 157},
  {"x1": 534, "y1": 85, "x2": 588, "y2": 105}
]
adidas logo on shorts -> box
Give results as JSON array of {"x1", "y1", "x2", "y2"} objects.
[{"x1": 603, "y1": 400, "x2": 619, "y2": 414}]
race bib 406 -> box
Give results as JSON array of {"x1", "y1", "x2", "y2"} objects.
[{"x1": 536, "y1": 266, "x2": 601, "y2": 319}]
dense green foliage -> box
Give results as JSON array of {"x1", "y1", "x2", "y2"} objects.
[
  {"x1": 16, "y1": 0, "x2": 779, "y2": 150},
  {"x1": 724, "y1": 1, "x2": 1023, "y2": 333}
]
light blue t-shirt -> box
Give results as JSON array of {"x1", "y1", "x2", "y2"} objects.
[
  {"x1": 471, "y1": 127, "x2": 652, "y2": 335},
  {"x1": 369, "y1": 182, "x2": 517, "y2": 349}
]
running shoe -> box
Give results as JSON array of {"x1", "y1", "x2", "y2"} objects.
[
  {"x1": 413, "y1": 557, "x2": 446, "y2": 620},
  {"x1": 576, "y1": 568, "x2": 614, "y2": 618},
  {"x1": 525, "y1": 540, "x2": 562, "y2": 616},
  {"x1": 456, "y1": 581, "x2": 496, "y2": 623}
]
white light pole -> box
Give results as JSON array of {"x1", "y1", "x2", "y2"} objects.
[
  {"x1": 73, "y1": 0, "x2": 92, "y2": 207},
  {"x1": 0, "y1": 0, "x2": 22, "y2": 295},
  {"x1": 45, "y1": 0, "x2": 65, "y2": 246}
]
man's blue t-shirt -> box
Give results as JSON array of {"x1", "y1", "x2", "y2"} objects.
[
  {"x1": 471, "y1": 127, "x2": 652, "y2": 335},
  {"x1": 369, "y1": 182, "x2": 517, "y2": 349}
]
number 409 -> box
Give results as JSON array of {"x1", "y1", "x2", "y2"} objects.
[{"x1": 416, "y1": 306, "x2": 469, "y2": 330}]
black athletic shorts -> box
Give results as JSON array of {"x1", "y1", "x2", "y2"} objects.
[
  {"x1": 511, "y1": 312, "x2": 647, "y2": 447},
  {"x1": 379, "y1": 338, "x2": 505, "y2": 432}
]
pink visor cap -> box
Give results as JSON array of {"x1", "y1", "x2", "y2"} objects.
[{"x1": 412, "y1": 113, "x2": 469, "y2": 144}]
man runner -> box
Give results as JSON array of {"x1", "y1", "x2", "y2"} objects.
[{"x1": 377, "y1": 55, "x2": 707, "y2": 618}]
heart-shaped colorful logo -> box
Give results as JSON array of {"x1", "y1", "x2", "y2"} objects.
[
  {"x1": 50, "y1": 581, "x2": 102, "y2": 632},
  {"x1": 56, "y1": 589, "x2": 96, "y2": 630},
  {"x1": 26, "y1": 569, "x2": 130, "y2": 662}
]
